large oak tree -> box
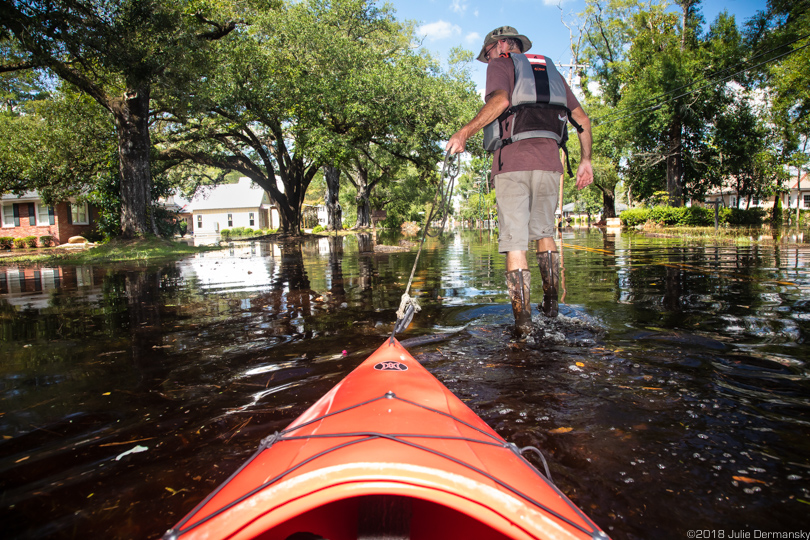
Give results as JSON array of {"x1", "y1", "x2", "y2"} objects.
[{"x1": 0, "y1": 0, "x2": 241, "y2": 237}]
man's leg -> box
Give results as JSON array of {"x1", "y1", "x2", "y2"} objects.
[
  {"x1": 505, "y1": 252, "x2": 533, "y2": 338},
  {"x1": 496, "y1": 171, "x2": 534, "y2": 338},
  {"x1": 527, "y1": 171, "x2": 562, "y2": 318},
  {"x1": 535, "y1": 238, "x2": 560, "y2": 318}
]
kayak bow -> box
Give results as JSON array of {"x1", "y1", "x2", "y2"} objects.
[{"x1": 165, "y1": 338, "x2": 609, "y2": 540}]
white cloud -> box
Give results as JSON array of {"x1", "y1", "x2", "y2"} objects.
[
  {"x1": 417, "y1": 20, "x2": 462, "y2": 41},
  {"x1": 450, "y1": 0, "x2": 467, "y2": 15},
  {"x1": 465, "y1": 32, "x2": 481, "y2": 45}
]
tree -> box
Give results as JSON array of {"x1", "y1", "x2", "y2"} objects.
[
  {"x1": 746, "y1": 1, "x2": 810, "y2": 217},
  {"x1": 582, "y1": 0, "x2": 747, "y2": 206},
  {"x1": 0, "y1": 0, "x2": 240, "y2": 237},
  {"x1": 0, "y1": 83, "x2": 117, "y2": 205},
  {"x1": 158, "y1": 0, "x2": 479, "y2": 235}
]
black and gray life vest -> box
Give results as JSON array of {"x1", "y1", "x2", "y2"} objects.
[{"x1": 483, "y1": 53, "x2": 583, "y2": 176}]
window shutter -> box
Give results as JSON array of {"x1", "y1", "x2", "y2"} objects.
[
  {"x1": 28, "y1": 203, "x2": 36, "y2": 225},
  {"x1": 49, "y1": 206, "x2": 55, "y2": 225},
  {"x1": 67, "y1": 204, "x2": 73, "y2": 225},
  {"x1": 13, "y1": 204, "x2": 20, "y2": 227}
]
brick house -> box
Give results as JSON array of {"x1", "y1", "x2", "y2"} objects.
[{"x1": 1, "y1": 191, "x2": 99, "y2": 245}]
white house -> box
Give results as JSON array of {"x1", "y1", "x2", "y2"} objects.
[
  {"x1": 703, "y1": 172, "x2": 809, "y2": 211},
  {"x1": 185, "y1": 177, "x2": 280, "y2": 236}
]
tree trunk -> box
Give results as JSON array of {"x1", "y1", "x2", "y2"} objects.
[
  {"x1": 354, "y1": 169, "x2": 372, "y2": 229},
  {"x1": 324, "y1": 165, "x2": 342, "y2": 231},
  {"x1": 666, "y1": 119, "x2": 684, "y2": 207},
  {"x1": 111, "y1": 86, "x2": 154, "y2": 238},
  {"x1": 277, "y1": 202, "x2": 302, "y2": 235},
  {"x1": 602, "y1": 189, "x2": 617, "y2": 218}
]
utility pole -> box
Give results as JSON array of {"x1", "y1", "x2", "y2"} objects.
[{"x1": 557, "y1": 62, "x2": 588, "y2": 92}]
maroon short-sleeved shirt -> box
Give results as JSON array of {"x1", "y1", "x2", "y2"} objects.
[{"x1": 485, "y1": 55, "x2": 582, "y2": 177}]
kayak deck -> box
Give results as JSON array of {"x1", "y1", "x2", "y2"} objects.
[{"x1": 165, "y1": 338, "x2": 608, "y2": 540}]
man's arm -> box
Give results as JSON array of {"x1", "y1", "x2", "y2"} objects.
[
  {"x1": 446, "y1": 90, "x2": 510, "y2": 154},
  {"x1": 571, "y1": 106, "x2": 593, "y2": 190}
]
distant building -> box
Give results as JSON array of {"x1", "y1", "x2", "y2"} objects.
[
  {"x1": 703, "y1": 172, "x2": 809, "y2": 211},
  {"x1": 182, "y1": 177, "x2": 281, "y2": 236}
]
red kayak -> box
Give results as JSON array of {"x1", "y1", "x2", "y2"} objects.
[{"x1": 164, "y1": 338, "x2": 608, "y2": 540}]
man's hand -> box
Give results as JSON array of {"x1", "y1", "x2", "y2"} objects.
[
  {"x1": 446, "y1": 129, "x2": 468, "y2": 155},
  {"x1": 576, "y1": 159, "x2": 594, "y2": 190},
  {"x1": 446, "y1": 89, "x2": 509, "y2": 155}
]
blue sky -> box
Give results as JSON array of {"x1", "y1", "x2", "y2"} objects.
[{"x1": 384, "y1": 0, "x2": 767, "y2": 92}]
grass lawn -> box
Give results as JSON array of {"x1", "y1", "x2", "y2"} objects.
[{"x1": 0, "y1": 237, "x2": 219, "y2": 266}]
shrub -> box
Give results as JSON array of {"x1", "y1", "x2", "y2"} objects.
[
  {"x1": 0, "y1": 237, "x2": 13, "y2": 249},
  {"x1": 39, "y1": 235, "x2": 54, "y2": 247},
  {"x1": 24, "y1": 236, "x2": 38, "y2": 248},
  {"x1": 722, "y1": 207, "x2": 766, "y2": 226},
  {"x1": 619, "y1": 208, "x2": 650, "y2": 227},
  {"x1": 13, "y1": 238, "x2": 27, "y2": 248},
  {"x1": 620, "y1": 205, "x2": 767, "y2": 227},
  {"x1": 312, "y1": 225, "x2": 325, "y2": 233},
  {"x1": 220, "y1": 229, "x2": 232, "y2": 241},
  {"x1": 679, "y1": 206, "x2": 714, "y2": 226}
]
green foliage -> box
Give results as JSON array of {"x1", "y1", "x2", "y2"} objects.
[
  {"x1": 312, "y1": 225, "x2": 325, "y2": 233},
  {"x1": 0, "y1": 85, "x2": 116, "y2": 203},
  {"x1": 619, "y1": 208, "x2": 651, "y2": 228},
  {"x1": 39, "y1": 235, "x2": 54, "y2": 247},
  {"x1": 620, "y1": 206, "x2": 766, "y2": 227},
  {"x1": 582, "y1": 0, "x2": 758, "y2": 205},
  {"x1": 722, "y1": 207, "x2": 766, "y2": 226},
  {"x1": 12, "y1": 237, "x2": 26, "y2": 248},
  {"x1": 220, "y1": 227, "x2": 264, "y2": 239},
  {"x1": 0, "y1": 237, "x2": 13, "y2": 249}
]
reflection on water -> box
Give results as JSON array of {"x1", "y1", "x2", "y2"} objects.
[{"x1": 1, "y1": 230, "x2": 809, "y2": 539}]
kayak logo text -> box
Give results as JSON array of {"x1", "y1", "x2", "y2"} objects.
[{"x1": 374, "y1": 361, "x2": 409, "y2": 372}]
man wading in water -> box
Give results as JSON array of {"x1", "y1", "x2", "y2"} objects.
[{"x1": 446, "y1": 26, "x2": 594, "y2": 339}]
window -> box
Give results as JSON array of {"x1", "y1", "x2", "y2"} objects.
[
  {"x1": 71, "y1": 202, "x2": 88, "y2": 224},
  {"x1": 37, "y1": 204, "x2": 54, "y2": 225},
  {"x1": 2, "y1": 205, "x2": 14, "y2": 227},
  {"x1": 227, "y1": 213, "x2": 233, "y2": 227},
  {"x1": 197, "y1": 215, "x2": 202, "y2": 229},
  {"x1": 249, "y1": 212, "x2": 255, "y2": 227},
  {"x1": 752, "y1": 196, "x2": 759, "y2": 206},
  {"x1": 804, "y1": 194, "x2": 810, "y2": 208},
  {"x1": 731, "y1": 197, "x2": 736, "y2": 208}
]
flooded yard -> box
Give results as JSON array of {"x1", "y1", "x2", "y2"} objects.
[{"x1": 1, "y1": 229, "x2": 809, "y2": 539}]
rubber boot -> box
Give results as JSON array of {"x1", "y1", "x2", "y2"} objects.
[
  {"x1": 505, "y1": 269, "x2": 533, "y2": 338},
  {"x1": 536, "y1": 250, "x2": 559, "y2": 318}
]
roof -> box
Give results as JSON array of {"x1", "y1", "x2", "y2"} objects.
[
  {"x1": 188, "y1": 178, "x2": 270, "y2": 211},
  {"x1": 1, "y1": 190, "x2": 40, "y2": 202},
  {"x1": 790, "y1": 171, "x2": 809, "y2": 190}
]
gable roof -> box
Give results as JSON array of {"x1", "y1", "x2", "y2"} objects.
[
  {"x1": 790, "y1": 171, "x2": 809, "y2": 190},
  {"x1": 188, "y1": 177, "x2": 269, "y2": 211}
]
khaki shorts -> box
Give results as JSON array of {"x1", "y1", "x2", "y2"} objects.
[{"x1": 494, "y1": 170, "x2": 559, "y2": 253}]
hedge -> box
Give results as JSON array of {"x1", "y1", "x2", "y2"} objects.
[{"x1": 620, "y1": 206, "x2": 766, "y2": 227}]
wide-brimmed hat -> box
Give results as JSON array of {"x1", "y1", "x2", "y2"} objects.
[{"x1": 477, "y1": 26, "x2": 532, "y2": 63}]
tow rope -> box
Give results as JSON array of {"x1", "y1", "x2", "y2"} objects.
[{"x1": 390, "y1": 151, "x2": 459, "y2": 340}]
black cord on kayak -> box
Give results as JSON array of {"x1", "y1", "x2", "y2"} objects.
[{"x1": 390, "y1": 151, "x2": 459, "y2": 342}]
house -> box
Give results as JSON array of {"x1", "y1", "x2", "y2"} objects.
[
  {"x1": 1, "y1": 191, "x2": 98, "y2": 245},
  {"x1": 185, "y1": 177, "x2": 281, "y2": 236},
  {"x1": 703, "y1": 172, "x2": 809, "y2": 211},
  {"x1": 787, "y1": 171, "x2": 810, "y2": 211}
]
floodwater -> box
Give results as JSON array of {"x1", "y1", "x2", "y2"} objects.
[{"x1": 1, "y1": 229, "x2": 809, "y2": 540}]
